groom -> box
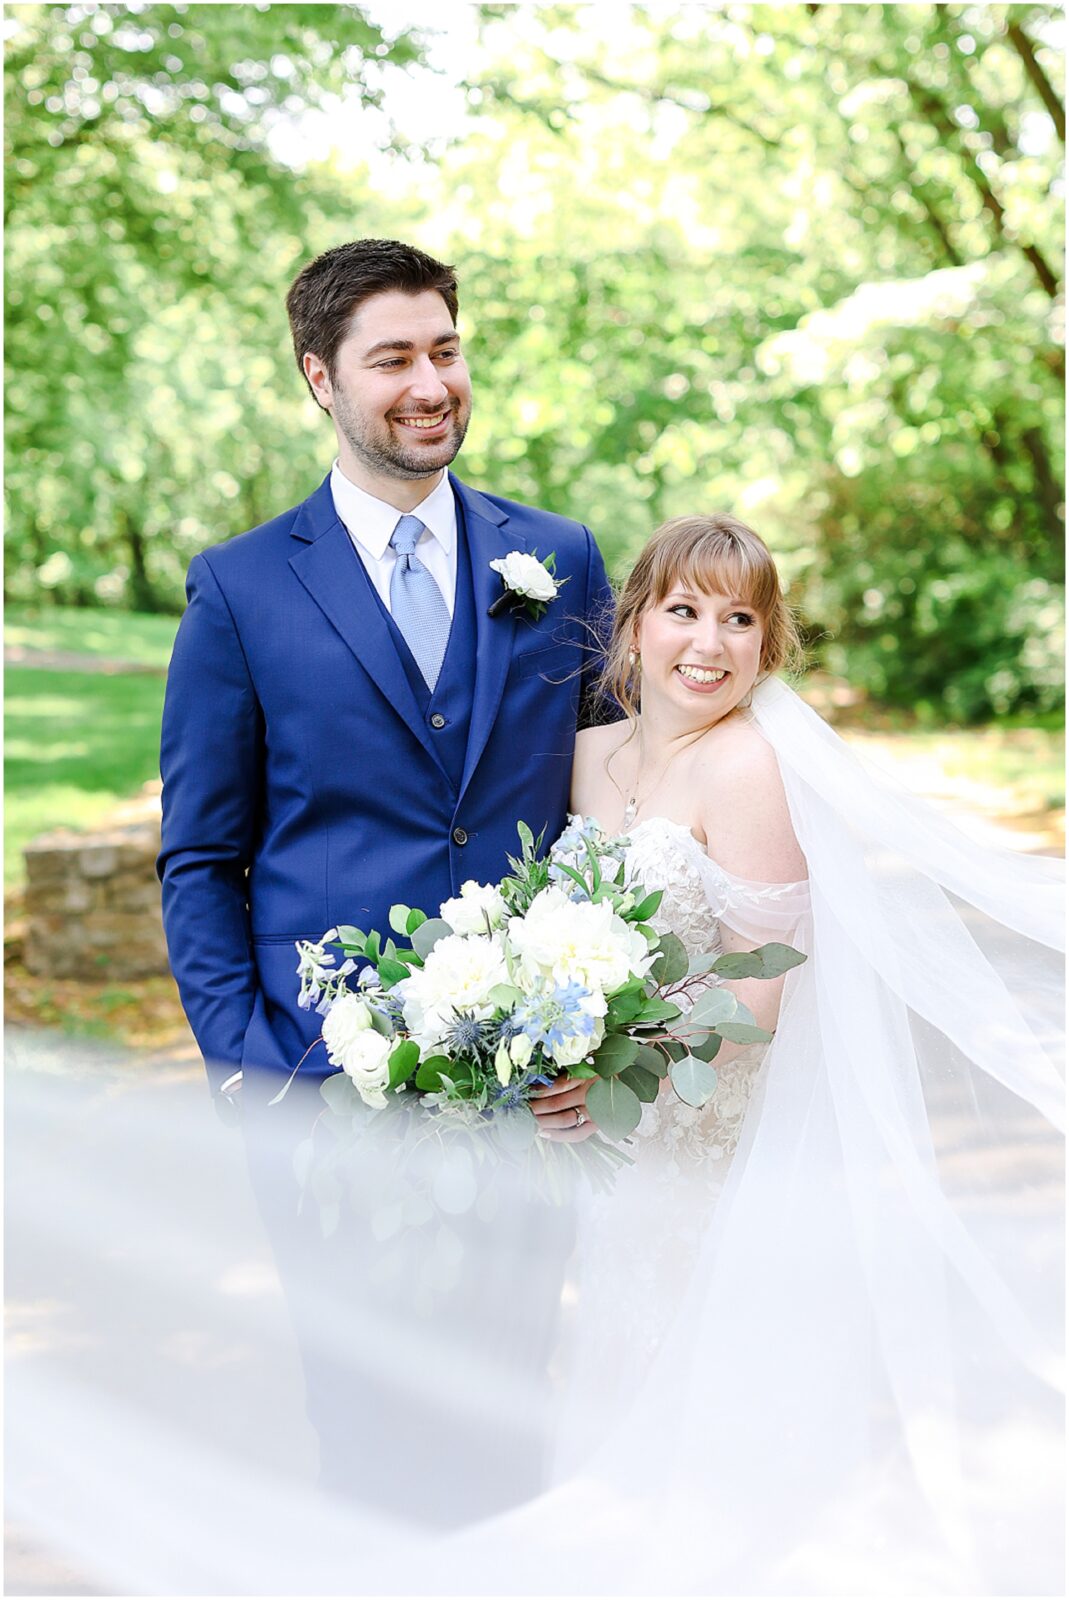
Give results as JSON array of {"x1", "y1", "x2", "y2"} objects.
[{"x1": 158, "y1": 238, "x2": 614, "y2": 1111}]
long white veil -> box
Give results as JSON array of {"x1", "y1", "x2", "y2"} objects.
[{"x1": 6, "y1": 678, "x2": 1063, "y2": 1595}]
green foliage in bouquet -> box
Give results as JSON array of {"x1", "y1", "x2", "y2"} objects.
[{"x1": 292, "y1": 819, "x2": 806, "y2": 1143}]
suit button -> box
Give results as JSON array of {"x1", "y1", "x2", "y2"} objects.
[
  {"x1": 452, "y1": 826, "x2": 468, "y2": 846},
  {"x1": 430, "y1": 713, "x2": 446, "y2": 729}
]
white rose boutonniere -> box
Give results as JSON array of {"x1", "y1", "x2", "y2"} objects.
[{"x1": 488, "y1": 549, "x2": 566, "y2": 621}]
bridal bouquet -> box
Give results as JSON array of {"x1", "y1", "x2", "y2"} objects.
[{"x1": 291, "y1": 817, "x2": 805, "y2": 1142}]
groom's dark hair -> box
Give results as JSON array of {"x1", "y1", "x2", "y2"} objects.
[{"x1": 286, "y1": 239, "x2": 459, "y2": 395}]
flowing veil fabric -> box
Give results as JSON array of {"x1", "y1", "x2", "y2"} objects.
[{"x1": 6, "y1": 678, "x2": 1063, "y2": 1596}]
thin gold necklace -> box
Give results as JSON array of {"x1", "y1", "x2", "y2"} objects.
[{"x1": 618, "y1": 725, "x2": 703, "y2": 829}]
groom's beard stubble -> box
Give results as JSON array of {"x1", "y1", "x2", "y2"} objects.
[{"x1": 332, "y1": 385, "x2": 471, "y2": 483}]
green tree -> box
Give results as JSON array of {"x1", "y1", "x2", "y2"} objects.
[{"x1": 4, "y1": 2, "x2": 422, "y2": 609}]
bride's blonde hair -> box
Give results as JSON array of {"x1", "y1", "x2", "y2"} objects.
[{"x1": 601, "y1": 514, "x2": 804, "y2": 718}]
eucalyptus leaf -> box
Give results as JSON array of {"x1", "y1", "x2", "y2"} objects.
[
  {"x1": 686, "y1": 951, "x2": 720, "y2": 976},
  {"x1": 712, "y1": 942, "x2": 808, "y2": 980},
  {"x1": 651, "y1": 931, "x2": 688, "y2": 986},
  {"x1": 334, "y1": 925, "x2": 366, "y2": 952},
  {"x1": 592, "y1": 1033, "x2": 639, "y2": 1077},
  {"x1": 388, "y1": 904, "x2": 412, "y2": 936},
  {"x1": 632, "y1": 1042, "x2": 668, "y2": 1078},
  {"x1": 670, "y1": 1054, "x2": 719, "y2": 1109},
  {"x1": 619, "y1": 1062, "x2": 660, "y2": 1103},
  {"x1": 368, "y1": 1007, "x2": 393, "y2": 1039},
  {"x1": 689, "y1": 987, "x2": 739, "y2": 1027},
  {"x1": 405, "y1": 907, "x2": 428, "y2": 935},
  {"x1": 716, "y1": 1021, "x2": 774, "y2": 1044},
  {"x1": 633, "y1": 997, "x2": 682, "y2": 1026},
  {"x1": 587, "y1": 1075, "x2": 643, "y2": 1140},
  {"x1": 689, "y1": 1031, "x2": 723, "y2": 1063},
  {"x1": 411, "y1": 918, "x2": 453, "y2": 960}
]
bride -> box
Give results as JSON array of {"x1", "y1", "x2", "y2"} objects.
[
  {"x1": 525, "y1": 511, "x2": 1063, "y2": 1591},
  {"x1": 6, "y1": 516, "x2": 1063, "y2": 1596}
]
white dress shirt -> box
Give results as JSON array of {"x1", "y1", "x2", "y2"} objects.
[{"x1": 329, "y1": 462, "x2": 458, "y2": 618}]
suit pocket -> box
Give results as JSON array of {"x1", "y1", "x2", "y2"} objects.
[{"x1": 510, "y1": 641, "x2": 579, "y2": 685}]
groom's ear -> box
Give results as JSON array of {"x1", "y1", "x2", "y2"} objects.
[{"x1": 302, "y1": 352, "x2": 334, "y2": 413}]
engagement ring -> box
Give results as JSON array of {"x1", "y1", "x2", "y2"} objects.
[{"x1": 574, "y1": 1110, "x2": 587, "y2": 1128}]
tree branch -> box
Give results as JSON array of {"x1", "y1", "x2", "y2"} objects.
[
  {"x1": 1007, "y1": 19, "x2": 1066, "y2": 144},
  {"x1": 904, "y1": 76, "x2": 1060, "y2": 298}
]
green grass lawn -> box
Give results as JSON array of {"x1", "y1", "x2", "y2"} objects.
[
  {"x1": 5, "y1": 667, "x2": 168, "y2": 885},
  {"x1": 5, "y1": 604, "x2": 179, "y2": 668}
]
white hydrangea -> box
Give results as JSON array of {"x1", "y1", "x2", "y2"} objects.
[
  {"x1": 439, "y1": 880, "x2": 507, "y2": 936},
  {"x1": 489, "y1": 550, "x2": 558, "y2": 603},
  {"x1": 322, "y1": 994, "x2": 392, "y2": 1107},
  {"x1": 395, "y1": 933, "x2": 510, "y2": 1052},
  {"x1": 508, "y1": 886, "x2": 654, "y2": 996}
]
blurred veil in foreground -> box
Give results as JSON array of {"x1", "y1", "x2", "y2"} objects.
[
  {"x1": 7, "y1": 1018, "x2": 1062, "y2": 1595},
  {"x1": 6, "y1": 682, "x2": 1065, "y2": 1596}
]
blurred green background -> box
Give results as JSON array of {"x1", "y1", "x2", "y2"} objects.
[{"x1": 4, "y1": 2, "x2": 1065, "y2": 916}]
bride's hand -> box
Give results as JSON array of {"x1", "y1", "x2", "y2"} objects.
[{"x1": 529, "y1": 1073, "x2": 598, "y2": 1142}]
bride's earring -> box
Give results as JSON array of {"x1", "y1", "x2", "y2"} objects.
[{"x1": 628, "y1": 647, "x2": 639, "y2": 669}]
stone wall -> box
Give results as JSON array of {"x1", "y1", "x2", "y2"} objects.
[{"x1": 23, "y1": 783, "x2": 169, "y2": 979}]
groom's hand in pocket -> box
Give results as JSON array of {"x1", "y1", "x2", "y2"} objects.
[{"x1": 529, "y1": 1073, "x2": 598, "y2": 1142}]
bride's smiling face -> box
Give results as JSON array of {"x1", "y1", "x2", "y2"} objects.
[{"x1": 635, "y1": 583, "x2": 764, "y2": 725}]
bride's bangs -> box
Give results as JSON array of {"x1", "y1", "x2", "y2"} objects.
[{"x1": 647, "y1": 518, "x2": 780, "y2": 618}]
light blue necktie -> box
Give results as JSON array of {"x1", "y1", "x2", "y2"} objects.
[{"x1": 388, "y1": 514, "x2": 451, "y2": 690}]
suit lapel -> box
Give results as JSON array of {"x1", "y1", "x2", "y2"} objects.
[
  {"x1": 454, "y1": 475, "x2": 524, "y2": 797},
  {"x1": 287, "y1": 478, "x2": 444, "y2": 771}
]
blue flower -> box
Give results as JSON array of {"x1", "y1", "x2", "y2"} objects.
[{"x1": 511, "y1": 981, "x2": 598, "y2": 1053}]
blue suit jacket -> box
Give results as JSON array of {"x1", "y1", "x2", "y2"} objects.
[{"x1": 157, "y1": 472, "x2": 614, "y2": 1096}]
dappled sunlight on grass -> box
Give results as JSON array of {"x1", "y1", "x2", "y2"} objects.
[
  {"x1": 4, "y1": 668, "x2": 167, "y2": 885},
  {"x1": 5, "y1": 606, "x2": 178, "y2": 667}
]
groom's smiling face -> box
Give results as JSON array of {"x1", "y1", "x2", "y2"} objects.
[{"x1": 306, "y1": 289, "x2": 473, "y2": 488}]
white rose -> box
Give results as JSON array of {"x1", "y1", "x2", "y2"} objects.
[
  {"x1": 546, "y1": 1016, "x2": 605, "y2": 1069},
  {"x1": 508, "y1": 886, "x2": 654, "y2": 995},
  {"x1": 321, "y1": 993, "x2": 373, "y2": 1064},
  {"x1": 338, "y1": 1028, "x2": 394, "y2": 1109},
  {"x1": 396, "y1": 933, "x2": 510, "y2": 1052},
  {"x1": 489, "y1": 551, "x2": 558, "y2": 603},
  {"x1": 439, "y1": 880, "x2": 507, "y2": 935}
]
